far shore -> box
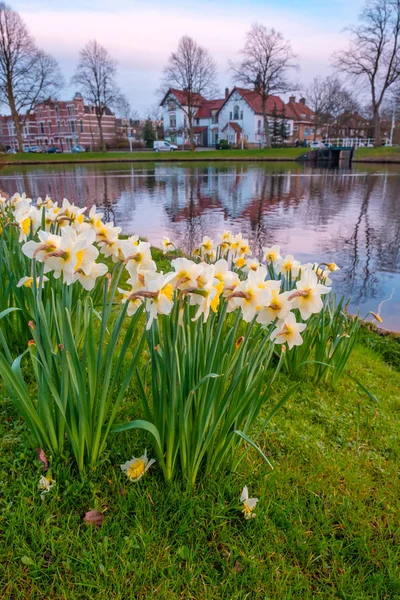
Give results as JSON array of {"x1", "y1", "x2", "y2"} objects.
[{"x1": 2, "y1": 146, "x2": 400, "y2": 166}]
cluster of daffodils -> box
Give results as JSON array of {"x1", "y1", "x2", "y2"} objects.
[{"x1": 1, "y1": 193, "x2": 341, "y2": 347}]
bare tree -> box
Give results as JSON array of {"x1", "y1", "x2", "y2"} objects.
[
  {"x1": 0, "y1": 2, "x2": 64, "y2": 151},
  {"x1": 231, "y1": 23, "x2": 297, "y2": 147},
  {"x1": 303, "y1": 76, "x2": 334, "y2": 141},
  {"x1": 327, "y1": 83, "x2": 360, "y2": 137},
  {"x1": 72, "y1": 40, "x2": 121, "y2": 151},
  {"x1": 116, "y1": 94, "x2": 139, "y2": 137},
  {"x1": 335, "y1": 0, "x2": 400, "y2": 146},
  {"x1": 161, "y1": 35, "x2": 218, "y2": 149}
]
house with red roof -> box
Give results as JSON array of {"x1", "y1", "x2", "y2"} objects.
[
  {"x1": 216, "y1": 87, "x2": 293, "y2": 146},
  {"x1": 285, "y1": 96, "x2": 316, "y2": 143},
  {"x1": 160, "y1": 86, "x2": 315, "y2": 147}
]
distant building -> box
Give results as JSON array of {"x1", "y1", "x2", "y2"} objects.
[
  {"x1": 0, "y1": 93, "x2": 117, "y2": 151},
  {"x1": 160, "y1": 86, "x2": 315, "y2": 146},
  {"x1": 286, "y1": 96, "x2": 315, "y2": 142}
]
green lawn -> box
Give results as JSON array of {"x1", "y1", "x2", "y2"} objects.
[
  {"x1": 0, "y1": 147, "x2": 307, "y2": 165},
  {"x1": 0, "y1": 277, "x2": 399, "y2": 599},
  {"x1": 354, "y1": 146, "x2": 400, "y2": 161}
]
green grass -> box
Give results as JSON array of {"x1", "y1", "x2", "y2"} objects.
[
  {"x1": 354, "y1": 146, "x2": 400, "y2": 162},
  {"x1": 0, "y1": 147, "x2": 307, "y2": 165},
  {"x1": 0, "y1": 309, "x2": 399, "y2": 598}
]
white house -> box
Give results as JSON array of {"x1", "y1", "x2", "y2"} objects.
[
  {"x1": 217, "y1": 87, "x2": 293, "y2": 146},
  {"x1": 160, "y1": 88, "x2": 207, "y2": 146}
]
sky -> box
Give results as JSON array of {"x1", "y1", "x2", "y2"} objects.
[{"x1": 10, "y1": 0, "x2": 367, "y2": 116}]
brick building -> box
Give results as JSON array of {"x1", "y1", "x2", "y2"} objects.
[{"x1": 0, "y1": 93, "x2": 117, "y2": 152}]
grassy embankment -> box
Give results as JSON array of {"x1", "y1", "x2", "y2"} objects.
[
  {"x1": 2, "y1": 146, "x2": 400, "y2": 165},
  {"x1": 0, "y1": 246, "x2": 399, "y2": 599},
  {"x1": 0, "y1": 148, "x2": 308, "y2": 165}
]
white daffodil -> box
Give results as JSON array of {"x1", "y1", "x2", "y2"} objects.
[
  {"x1": 124, "y1": 241, "x2": 156, "y2": 276},
  {"x1": 14, "y1": 205, "x2": 41, "y2": 242},
  {"x1": 189, "y1": 264, "x2": 218, "y2": 321},
  {"x1": 170, "y1": 257, "x2": 204, "y2": 290},
  {"x1": 227, "y1": 269, "x2": 272, "y2": 322},
  {"x1": 326, "y1": 262, "x2": 340, "y2": 272},
  {"x1": 142, "y1": 271, "x2": 176, "y2": 329},
  {"x1": 200, "y1": 235, "x2": 214, "y2": 255},
  {"x1": 17, "y1": 275, "x2": 49, "y2": 288},
  {"x1": 43, "y1": 226, "x2": 99, "y2": 285},
  {"x1": 161, "y1": 236, "x2": 175, "y2": 254},
  {"x1": 240, "y1": 486, "x2": 258, "y2": 520},
  {"x1": 120, "y1": 450, "x2": 156, "y2": 482},
  {"x1": 22, "y1": 231, "x2": 61, "y2": 267},
  {"x1": 276, "y1": 254, "x2": 301, "y2": 278},
  {"x1": 263, "y1": 245, "x2": 282, "y2": 264},
  {"x1": 288, "y1": 268, "x2": 331, "y2": 320},
  {"x1": 74, "y1": 261, "x2": 108, "y2": 291},
  {"x1": 243, "y1": 258, "x2": 260, "y2": 273},
  {"x1": 56, "y1": 198, "x2": 86, "y2": 228},
  {"x1": 36, "y1": 195, "x2": 53, "y2": 209},
  {"x1": 270, "y1": 312, "x2": 307, "y2": 350},
  {"x1": 38, "y1": 475, "x2": 56, "y2": 500},
  {"x1": 256, "y1": 281, "x2": 292, "y2": 325},
  {"x1": 118, "y1": 282, "x2": 145, "y2": 316},
  {"x1": 233, "y1": 255, "x2": 247, "y2": 270}
]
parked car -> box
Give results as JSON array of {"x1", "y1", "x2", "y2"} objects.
[
  {"x1": 28, "y1": 145, "x2": 43, "y2": 153},
  {"x1": 6, "y1": 148, "x2": 17, "y2": 154},
  {"x1": 153, "y1": 140, "x2": 178, "y2": 152},
  {"x1": 47, "y1": 146, "x2": 62, "y2": 154},
  {"x1": 71, "y1": 145, "x2": 86, "y2": 153},
  {"x1": 308, "y1": 141, "x2": 324, "y2": 149}
]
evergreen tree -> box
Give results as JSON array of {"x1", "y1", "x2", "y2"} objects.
[
  {"x1": 279, "y1": 106, "x2": 288, "y2": 142},
  {"x1": 270, "y1": 103, "x2": 280, "y2": 145},
  {"x1": 143, "y1": 120, "x2": 155, "y2": 148}
]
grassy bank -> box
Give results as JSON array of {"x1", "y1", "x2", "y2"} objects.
[
  {"x1": 0, "y1": 147, "x2": 307, "y2": 166},
  {"x1": 354, "y1": 146, "x2": 400, "y2": 162},
  {"x1": 0, "y1": 257, "x2": 399, "y2": 600}
]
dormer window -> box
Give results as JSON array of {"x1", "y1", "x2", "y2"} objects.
[{"x1": 168, "y1": 100, "x2": 177, "y2": 111}]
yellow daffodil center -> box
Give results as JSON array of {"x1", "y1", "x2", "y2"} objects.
[
  {"x1": 75, "y1": 250, "x2": 84, "y2": 271},
  {"x1": 162, "y1": 284, "x2": 174, "y2": 302},
  {"x1": 243, "y1": 503, "x2": 253, "y2": 515},
  {"x1": 21, "y1": 217, "x2": 31, "y2": 235},
  {"x1": 266, "y1": 253, "x2": 276, "y2": 262},
  {"x1": 211, "y1": 281, "x2": 224, "y2": 312},
  {"x1": 23, "y1": 277, "x2": 34, "y2": 288},
  {"x1": 127, "y1": 459, "x2": 146, "y2": 480},
  {"x1": 236, "y1": 257, "x2": 245, "y2": 268}
]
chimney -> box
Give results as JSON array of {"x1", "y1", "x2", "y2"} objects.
[
  {"x1": 225, "y1": 87, "x2": 229, "y2": 99},
  {"x1": 299, "y1": 97, "x2": 306, "y2": 105},
  {"x1": 289, "y1": 96, "x2": 296, "y2": 103}
]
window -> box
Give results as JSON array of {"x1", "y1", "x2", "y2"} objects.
[
  {"x1": 168, "y1": 100, "x2": 176, "y2": 111},
  {"x1": 70, "y1": 120, "x2": 76, "y2": 133},
  {"x1": 55, "y1": 105, "x2": 59, "y2": 117},
  {"x1": 233, "y1": 105, "x2": 240, "y2": 120},
  {"x1": 196, "y1": 118, "x2": 199, "y2": 125},
  {"x1": 48, "y1": 121, "x2": 52, "y2": 133},
  {"x1": 257, "y1": 119, "x2": 262, "y2": 133},
  {"x1": 170, "y1": 115, "x2": 176, "y2": 128},
  {"x1": 68, "y1": 106, "x2": 75, "y2": 116},
  {"x1": 184, "y1": 116, "x2": 187, "y2": 127},
  {"x1": 57, "y1": 120, "x2": 61, "y2": 132},
  {"x1": 240, "y1": 111, "x2": 243, "y2": 120},
  {"x1": 293, "y1": 125, "x2": 299, "y2": 131},
  {"x1": 229, "y1": 111, "x2": 232, "y2": 120},
  {"x1": 80, "y1": 120, "x2": 84, "y2": 132},
  {"x1": 40, "y1": 122, "x2": 45, "y2": 134}
]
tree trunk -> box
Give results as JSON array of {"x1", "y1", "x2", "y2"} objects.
[
  {"x1": 7, "y1": 86, "x2": 23, "y2": 152},
  {"x1": 188, "y1": 113, "x2": 195, "y2": 151},
  {"x1": 373, "y1": 108, "x2": 381, "y2": 147},
  {"x1": 97, "y1": 113, "x2": 105, "y2": 152},
  {"x1": 262, "y1": 98, "x2": 271, "y2": 148}
]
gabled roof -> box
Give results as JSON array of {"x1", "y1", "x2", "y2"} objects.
[
  {"x1": 217, "y1": 87, "x2": 287, "y2": 116},
  {"x1": 160, "y1": 88, "x2": 206, "y2": 107},
  {"x1": 222, "y1": 122, "x2": 242, "y2": 133},
  {"x1": 195, "y1": 99, "x2": 225, "y2": 119},
  {"x1": 192, "y1": 126, "x2": 208, "y2": 133},
  {"x1": 285, "y1": 100, "x2": 314, "y2": 123}
]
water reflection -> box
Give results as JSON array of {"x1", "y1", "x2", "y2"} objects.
[{"x1": 1, "y1": 161, "x2": 399, "y2": 330}]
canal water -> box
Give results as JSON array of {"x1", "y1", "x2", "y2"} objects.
[{"x1": 1, "y1": 161, "x2": 399, "y2": 331}]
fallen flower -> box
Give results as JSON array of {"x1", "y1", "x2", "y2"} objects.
[
  {"x1": 240, "y1": 486, "x2": 258, "y2": 520},
  {"x1": 120, "y1": 450, "x2": 156, "y2": 482}
]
